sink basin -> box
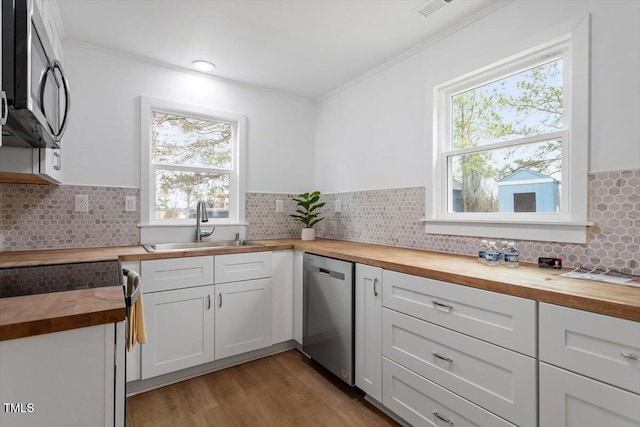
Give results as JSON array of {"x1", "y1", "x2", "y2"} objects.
[{"x1": 143, "y1": 240, "x2": 264, "y2": 253}]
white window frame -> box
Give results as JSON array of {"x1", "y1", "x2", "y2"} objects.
[
  {"x1": 425, "y1": 17, "x2": 591, "y2": 244},
  {"x1": 140, "y1": 96, "x2": 246, "y2": 226}
]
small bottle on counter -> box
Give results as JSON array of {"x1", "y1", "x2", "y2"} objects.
[
  {"x1": 478, "y1": 239, "x2": 488, "y2": 264},
  {"x1": 485, "y1": 241, "x2": 500, "y2": 266},
  {"x1": 499, "y1": 241, "x2": 509, "y2": 265},
  {"x1": 504, "y1": 242, "x2": 520, "y2": 268}
]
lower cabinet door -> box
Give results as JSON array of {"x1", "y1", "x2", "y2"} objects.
[
  {"x1": 141, "y1": 285, "x2": 215, "y2": 379},
  {"x1": 355, "y1": 264, "x2": 383, "y2": 401},
  {"x1": 215, "y1": 278, "x2": 273, "y2": 360},
  {"x1": 0, "y1": 324, "x2": 117, "y2": 427},
  {"x1": 539, "y1": 362, "x2": 640, "y2": 427},
  {"x1": 383, "y1": 358, "x2": 516, "y2": 427}
]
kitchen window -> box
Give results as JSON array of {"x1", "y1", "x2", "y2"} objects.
[
  {"x1": 140, "y1": 96, "x2": 246, "y2": 225},
  {"x1": 426, "y1": 17, "x2": 591, "y2": 243}
]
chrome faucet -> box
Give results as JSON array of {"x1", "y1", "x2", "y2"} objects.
[{"x1": 195, "y1": 200, "x2": 215, "y2": 242}]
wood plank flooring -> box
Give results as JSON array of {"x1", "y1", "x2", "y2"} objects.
[{"x1": 126, "y1": 349, "x2": 400, "y2": 426}]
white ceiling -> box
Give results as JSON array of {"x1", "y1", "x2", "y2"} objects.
[{"x1": 56, "y1": 0, "x2": 499, "y2": 100}]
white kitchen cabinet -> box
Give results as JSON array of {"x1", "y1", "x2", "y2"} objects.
[
  {"x1": 141, "y1": 255, "x2": 214, "y2": 293},
  {"x1": 383, "y1": 358, "x2": 516, "y2": 427},
  {"x1": 215, "y1": 251, "x2": 272, "y2": 284},
  {"x1": 141, "y1": 285, "x2": 215, "y2": 379},
  {"x1": 383, "y1": 270, "x2": 536, "y2": 356},
  {"x1": 540, "y1": 362, "x2": 640, "y2": 427},
  {"x1": 0, "y1": 322, "x2": 124, "y2": 427},
  {"x1": 272, "y1": 250, "x2": 294, "y2": 344},
  {"x1": 355, "y1": 264, "x2": 382, "y2": 401},
  {"x1": 539, "y1": 302, "x2": 640, "y2": 394},
  {"x1": 383, "y1": 307, "x2": 536, "y2": 427},
  {"x1": 293, "y1": 250, "x2": 304, "y2": 344},
  {"x1": 215, "y1": 278, "x2": 273, "y2": 359}
]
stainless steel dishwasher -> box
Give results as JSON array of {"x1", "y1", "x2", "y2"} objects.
[{"x1": 303, "y1": 253, "x2": 355, "y2": 385}]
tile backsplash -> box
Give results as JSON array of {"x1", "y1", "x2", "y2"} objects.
[
  {"x1": 0, "y1": 184, "x2": 140, "y2": 250},
  {"x1": 1, "y1": 170, "x2": 638, "y2": 276},
  {"x1": 313, "y1": 170, "x2": 640, "y2": 275}
]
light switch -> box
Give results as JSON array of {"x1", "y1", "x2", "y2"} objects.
[
  {"x1": 275, "y1": 199, "x2": 284, "y2": 213},
  {"x1": 125, "y1": 197, "x2": 136, "y2": 212},
  {"x1": 335, "y1": 199, "x2": 341, "y2": 213}
]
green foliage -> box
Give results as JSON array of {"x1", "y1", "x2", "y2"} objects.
[
  {"x1": 290, "y1": 191, "x2": 325, "y2": 228},
  {"x1": 450, "y1": 59, "x2": 563, "y2": 212},
  {"x1": 151, "y1": 112, "x2": 232, "y2": 219}
]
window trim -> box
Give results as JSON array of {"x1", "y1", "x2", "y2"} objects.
[
  {"x1": 425, "y1": 16, "x2": 591, "y2": 244},
  {"x1": 140, "y1": 96, "x2": 246, "y2": 226}
]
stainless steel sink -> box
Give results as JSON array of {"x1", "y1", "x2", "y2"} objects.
[{"x1": 143, "y1": 240, "x2": 264, "y2": 253}]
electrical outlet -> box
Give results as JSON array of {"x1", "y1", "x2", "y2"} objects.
[
  {"x1": 335, "y1": 199, "x2": 342, "y2": 213},
  {"x1": 75, "y1": 195, "x2": 89, "y2": 212},
  {"x1": 275, "y1": 199, "x2": 284, "y2": 213},
  {"x1": 125, "y1": 196, "x2": 136, "y2": 212}
]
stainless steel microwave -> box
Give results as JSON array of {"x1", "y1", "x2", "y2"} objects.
[{"x1": 2, "y1": 0, "x2": 70, "y2": 148}]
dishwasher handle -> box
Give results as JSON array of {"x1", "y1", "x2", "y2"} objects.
[{"x1": 316, "y1": 267, "x2": 346, "y2": 281}]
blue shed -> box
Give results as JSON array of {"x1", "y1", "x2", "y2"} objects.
[{"x1": 497, "y1": 168, "x2": 559, "y2": 213}]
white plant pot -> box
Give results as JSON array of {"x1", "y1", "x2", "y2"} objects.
[{"x1": 301, "y1": 228, "x2": 316, "y2": 241}]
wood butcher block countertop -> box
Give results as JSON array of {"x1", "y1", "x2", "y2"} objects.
[{"x1": 1, "y1": 238, "x2": 639, "y2": 341}]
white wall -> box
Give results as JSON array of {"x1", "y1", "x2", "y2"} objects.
[
  {"x1": 315, "y1": 0, "x2": 640, "y2": 193},
  {"x1": 62, "y1": 43, "x2": 316, "y2": 193}
]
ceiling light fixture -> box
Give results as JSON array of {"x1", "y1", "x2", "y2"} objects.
[{"x1": 191, "y1": 60, "x2": 216, "y2": 72}]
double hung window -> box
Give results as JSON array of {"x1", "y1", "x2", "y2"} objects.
[
  {"x1": 141, "y1": 97, "x2": 246, "y2": 225},
  {"x1": 427, "y1": 19, "x2": 590, "y2": 243}
]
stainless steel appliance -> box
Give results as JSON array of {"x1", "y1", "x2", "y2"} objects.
[
  {"x1": 2, "y1": 0, "x2": 70, "y2": 148},
  {"x1": 303, "y1": 253, "x2": 355, "y2": 385}
]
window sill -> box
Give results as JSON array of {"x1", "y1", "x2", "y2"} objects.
[{"x1": 420, "y1": 218, "x2": 592, "y2": 244}]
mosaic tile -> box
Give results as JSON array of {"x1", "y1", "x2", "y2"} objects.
[
  {"x1": 0, "y1": 184, "x2": 140, "y2": 250},
  {"x1": 310, "y1": 170, "x2": 640, "y2": 275}
]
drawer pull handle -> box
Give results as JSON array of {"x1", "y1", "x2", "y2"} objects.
[
  {"x1": 432, "y1": 300, "x2": 453, "y2": 312},
  {"x1": 432, "y1": 411, "x2": 454, "y2": 425},
  {"x1": 432, "y1": 352, "x2": 453, "y2": 364},
  {"x1": 621, "y1": 352, "x2": 639, "y2": 360},
  {"x1": 373, "y1": 278, "x2": 379, "y2": 297}
]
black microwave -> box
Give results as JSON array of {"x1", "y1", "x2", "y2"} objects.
[{"x1": 2, "y1": 0, "x2": 70, "y2": 148}]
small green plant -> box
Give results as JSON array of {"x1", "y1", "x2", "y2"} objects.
[{"x1": 290, "y1": 191, "x2": 325, "y2": 228}]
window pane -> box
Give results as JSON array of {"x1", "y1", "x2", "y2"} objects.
[
  {"x1": 452, "y1": 59, "x2": 563, "y2": 150},
  {"x1": 152, "y1": 112, "x2": 232, "y2": 168},
  {"x1": 155, "y1": 170, "x2": 229, "y2": 220},
  {"x1": 449, "y1": 138, "x2": 561, "y2": 213}
]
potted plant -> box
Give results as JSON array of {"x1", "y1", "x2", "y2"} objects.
[{"x1": 290, "y1": 191, "x2": 325, "y2": 240}]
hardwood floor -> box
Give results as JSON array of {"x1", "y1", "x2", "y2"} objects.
[{"x1": 126, "y1": 349, "x2": 400, "y2": 426}]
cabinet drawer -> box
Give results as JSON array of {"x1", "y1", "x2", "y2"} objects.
[
  {"x1": 382, "y1": 270, "x2": 535, "y2": 356},
  {"x1": 383, "y1": 308, "x2": 536, "y2": 427},
  {"x1": 540, "y1": 362, "x2": 640, "y2": 427},
  {"x1": 540, "y1": 303, "x2": 640, "y2": 394},
  {"x1": 141, "y1": 256, "x2": 214, "y2": 293},
  {"x1": 215, "y1": 251, "x2": 272, "y2": 284},
  {"x1": 383, "y1": 358, "x2": 516, "y2": 427}
]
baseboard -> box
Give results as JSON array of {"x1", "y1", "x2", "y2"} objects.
[
  {"x1": 364, "y1": 395, "x2": 410, "y2": 427},
  {"x1": 126, "y1": 340, "x2": 297, "y2": 396}
]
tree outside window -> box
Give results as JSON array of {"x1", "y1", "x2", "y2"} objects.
[{"x1": 448, "y1": 58, "x2": 563, "y2": 213}]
